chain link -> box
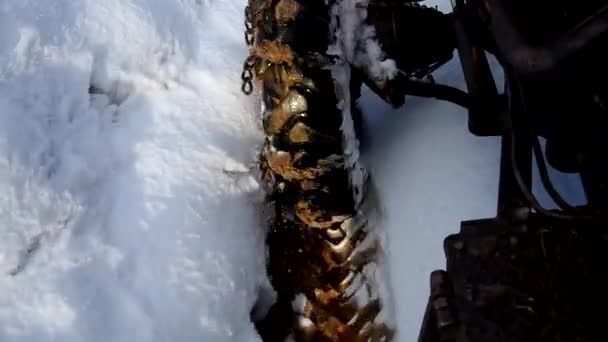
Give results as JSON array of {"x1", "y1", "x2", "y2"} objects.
[
  {"x1": 244, "y1": 6, "x2": 255, "y2": 46},
  {"x1": 241, "y1": 5, "x2": 256, "y2": 95},
  {"x1": 241, "y1": 55, "x2": 257, "y2": 95}
]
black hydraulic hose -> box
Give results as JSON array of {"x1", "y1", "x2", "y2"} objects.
[
  {"x1": 396, "y1": 74, "x2": 473, "y2": 109},
  {"x1": 509, "y1": 132, "x2": 599, "y2": 221},
  {"x1": 532, "y1": 135, "x2": 581, "y2": 212},
  {"x1": 506, "y1": 74, "x2": 600, "y2": 222}
]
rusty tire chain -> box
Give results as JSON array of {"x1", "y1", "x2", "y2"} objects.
[
  {"x1": 242, "y1": 55, "x2": 256, "y2": 95},
  {"x1": 245, "y1": 0, "x2": 393, "y2": 341},
  {"x1": 242, "y1": 5, "x2": 256, "y2": 95},
  {"x1": 245, "y1": 5, "x2": 255, "y2": 45}
]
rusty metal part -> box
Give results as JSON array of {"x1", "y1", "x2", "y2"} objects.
[
  {"x1": 246, "y1": 0, "x2": 393, "y2": 341},
  {"x1": 275, "y1": 0, "x2": 301, "y2": 25},
  {"x1": 254, "y1": 40, "x2": 295, "y2": 65}
]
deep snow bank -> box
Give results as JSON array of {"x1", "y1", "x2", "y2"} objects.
[{"x1": 0, "y1": 1, "x2": 268, "y2": 341}]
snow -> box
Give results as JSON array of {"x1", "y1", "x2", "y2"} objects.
[
  {"x1": 0, "y1": 0, "x2": 589, "y2": 341},
  {"x1": 360, "y1": 58, "x2": 501, "y2": 341},
  {"x1": 328, "y1": 0, "x2": 397, "y2": 85},
  {"x1": 0, "y1": 1, "x2": 268, "y2": 341}
]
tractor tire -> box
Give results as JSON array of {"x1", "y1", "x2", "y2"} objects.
[{"x1": 243, "y1": 0, "x2": 395, "y2": 341}]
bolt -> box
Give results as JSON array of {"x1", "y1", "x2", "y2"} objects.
[{"x1": 453, "y1": 240, "x2": 464, "y2": 251}]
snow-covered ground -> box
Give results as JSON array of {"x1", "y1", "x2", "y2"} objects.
[
  {"x1": 0, "y1": 1, "x2": 269, "y2": 341},
  {"x1": 0, "y1": 0, "x2": 589, "y2": 341}
]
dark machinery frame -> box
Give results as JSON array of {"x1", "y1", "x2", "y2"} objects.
[{"x1": 379, "y1": 1, "x2": 608, "y2": 341}]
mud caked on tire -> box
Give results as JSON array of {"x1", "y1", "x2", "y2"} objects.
[{"x1": 243, "y1": 0, "x2": 395, "y2": 341}]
